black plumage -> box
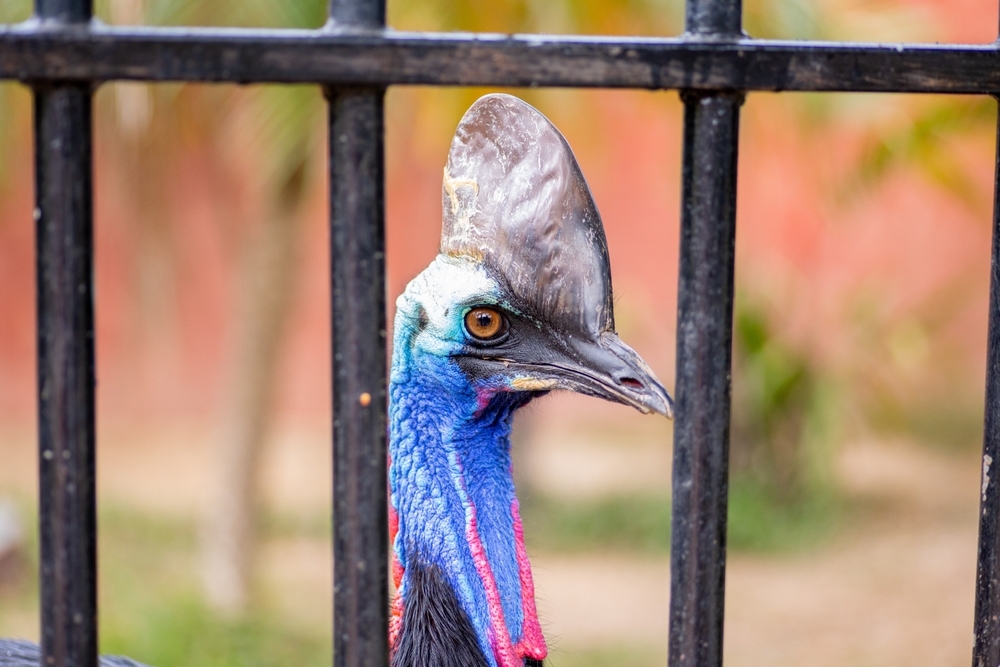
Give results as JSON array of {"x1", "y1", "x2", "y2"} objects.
[
  {"x1": 391, "y1": 558, "x2": 491, "y2": 667},
  {"x1": 0, "y1": 639, "x2": 149, "y2": 667}
]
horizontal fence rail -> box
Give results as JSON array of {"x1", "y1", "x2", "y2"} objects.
[{"x1": 0, "y1": 25, "x2": 999, "y2": 92}]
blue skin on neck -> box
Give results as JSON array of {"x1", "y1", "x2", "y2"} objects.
[{"x1": 390, "y1": 291, "x2": 533, "y2": 667}]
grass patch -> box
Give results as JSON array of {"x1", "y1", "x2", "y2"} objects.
[
  {"x1": 101, "y1": 595, "x2": 330, "y2": 667},
  {"x1": 1, "y1": 480, "x2": 839, "y2": 667},
  {"x1": 0, "y1": 501, "x2": 331, "y2": 667},
  {"x1": 259, "y1": 509, "x2": 331, "y2": 541},
  {"x1": 96, "y1": 507, "x2": 331, "y2": 667},
  {"x1": 521, "y1": 492, "x2": 672, "y2": 553},
  {"x1": 727, "y1": 478, "x2": 840, "y2": 552},
  {"x1": 521, "y1": 481, "x2": 839, "y2": 555}
]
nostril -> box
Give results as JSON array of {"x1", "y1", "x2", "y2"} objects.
[{"x1": 620, "y1": 377, "x2": 644, "y2": 390}]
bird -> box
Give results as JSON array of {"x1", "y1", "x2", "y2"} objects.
[
  {"x1": 0, "y1": 93, "x2": 672, "y2": 667},
  {"x1": 0, "y1": 639, "x2": 148, "y2": 667},
  {"x1": 388, "y1": 93, "x2": 672, "y2": 667}
]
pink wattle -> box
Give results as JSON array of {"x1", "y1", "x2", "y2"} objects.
[
  {"x1": 389, "y1": 498, "x2": 404, "y2": 648},
  {"x1": 511, "y1": 499, "x2": 547, "y2": 660},
  {"x1": 389, "y1": 447, "x2": 547, "y2": 667},
  {"x1": 453, "y1": 451, "x2": 548, "y2": 667},
  {"x1": 450, "y1": 454, "x2": 518, "y2": 667},
  {"x1": 465, "y1": 499, "x2": 520, "y2": 667}
]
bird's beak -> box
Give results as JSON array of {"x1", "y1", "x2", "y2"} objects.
[{"x1": 505, "y1": 332, "x2": 673, "y2": 418}]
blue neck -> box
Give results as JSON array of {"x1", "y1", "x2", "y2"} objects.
[{"x1": 388, "y1": 327, "x2": 544, "y2": 667}]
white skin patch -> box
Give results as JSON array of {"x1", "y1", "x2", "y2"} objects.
[{"x1": 396, "y1": 254, "x2": 501, "y2": 357}]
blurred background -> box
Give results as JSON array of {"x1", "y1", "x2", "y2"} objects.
[{"x1": 0, "y1": 0, "x2": 997, "y2": 665}]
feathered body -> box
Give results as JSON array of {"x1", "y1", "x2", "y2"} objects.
[
  {"x1": 389, "y1": 257, "x2": 546, "y2": 667},
  {"x1": 0, "y1": 639, "x2": 147, "y2": 667}
]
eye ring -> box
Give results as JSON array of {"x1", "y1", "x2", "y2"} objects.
[{"x1": 464, "y1": 307, "x2": 508, "y2": 342}]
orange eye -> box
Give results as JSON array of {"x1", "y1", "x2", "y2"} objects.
[{"x1": 464, "y1": 307, "x2": 506, "y2": 341}]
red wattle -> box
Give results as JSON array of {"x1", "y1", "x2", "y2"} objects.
[
  {"x1": 459, "y1": 473, "x2": 521, "y2": 667},
  {"x1": 511, "y1": 499, "x2": 547, "y2": 660},
  {"x1": 388, "y1": 463, "x2": 404, "y2": 649}
]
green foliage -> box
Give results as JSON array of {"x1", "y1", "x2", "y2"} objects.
[
  {"x1": 744, "y1": 0, "x2": 824, "y2": 40},
  {"x1": 520, "y1": 485, "x2": 837, "y2": 555},
  {"x1": 101, "y1": 597, "x2": 330, "y2": 667},
  {"x1": 725, "y1": 297, "x2": 843, "y2": 552},
  {"x1": 521, "y1": 492, "x2": 673, "y2": 553},
  {"x1": 392, "y1": 0, "x2": 681, "y2": 36},
  {"x1": 92, "y1": 0, "x2": 326, "y2": 28},
  {"x1": 259, "y1": 507, "x2": 331, "y2": 541},
  {"x1": 847, "y1": 98, "x2": 996, "y2": 212},
  {"x1": 96, "y1": 506, "x2": 330, "y2": 667},
  {"x1": 0, "y1": 502, "x2": 331, "y2": 667},
  {"x1": 0, "y1": 2, "x2": 29, "y2": 22},
  {"x1": 844, "y1": 272, "x2": 988, "y2": 452},
  {"x1": 727, "y1": 476, "x2": 839, "y2": 552},
  {"x1": 731, "y1": 299, "x2": 833, "y2": 499}
]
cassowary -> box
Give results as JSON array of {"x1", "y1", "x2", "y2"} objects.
[
  {"x1": 0, "y1": 640, "x2": 146, "y2": 667},
  {"x1": 0, "y1": 94, "x2": 671, "y2": 667},
  {"x1": 388, "y1": 94, "x2": 671, "y2": 667}
]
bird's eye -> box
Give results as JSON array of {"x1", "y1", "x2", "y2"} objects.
[{"x1": 464, "y1": 307, "x2": 506, "y2": 341}]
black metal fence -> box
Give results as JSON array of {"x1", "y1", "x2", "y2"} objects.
[{"x1": 2, "y1": 0, "x2": 1000, "y2": 666}]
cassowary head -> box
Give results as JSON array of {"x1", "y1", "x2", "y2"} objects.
[{"x1": 388, "y1": 94, "x2": 672, "y2": 667}]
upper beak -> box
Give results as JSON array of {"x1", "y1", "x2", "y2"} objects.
[{"x1": 507, "y1": 332, "x2": 674, "y2": 418}]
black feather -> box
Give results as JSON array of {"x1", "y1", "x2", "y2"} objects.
[
  {"x1": 0, "y1": 639, "x2": 150, "y2": 667},
  {"x1": 391, "y1": 559, "x2": 493, "y2": 667}
]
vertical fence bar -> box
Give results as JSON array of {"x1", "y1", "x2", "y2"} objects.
[
  {"x1": 34, "y1": 2, "x2": 96, "y2": 667},
  {"x1": 668, "y1": 2, "x2": 742, "y2": 667},
  {"x1": 972, "y1": 98, "x2": 1000, "y2": 667},
  {"x1": 328, "y1": 1, "x2": 388, "y2": 667},
  {"x1": 669, "y1": 90, "x2": 742, "y2": 667},
  {"x1": 684, "y1": 0, "x2": 741, "y2": 37}
]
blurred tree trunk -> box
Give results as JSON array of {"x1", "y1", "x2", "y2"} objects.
[{"x1": 201, "y1": 163, "x2": 306, "y2": 613}]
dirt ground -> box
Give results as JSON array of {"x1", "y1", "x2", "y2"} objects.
[
  {"x1": 530, "y1": 438, "x2": 981, "y2": 667},
  {"x1": 0, "y1": 416, "x2": 985, "y2": 667}
]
